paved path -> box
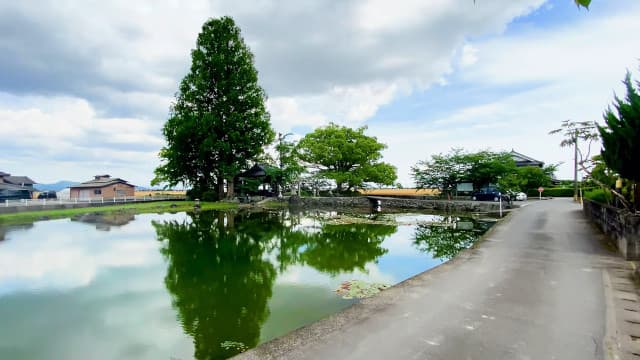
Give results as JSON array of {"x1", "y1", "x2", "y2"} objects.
[{"x1": 237, "y1": 198, "x2": 640, "y2": 360}]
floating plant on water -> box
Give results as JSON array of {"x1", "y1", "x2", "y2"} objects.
[{"x1": 335, "y1": 280, "x2": 390, "y2": 299}]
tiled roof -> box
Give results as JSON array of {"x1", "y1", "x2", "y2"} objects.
[
  {"x1": 510, "y1": 150, "x2": 544, "y2": 166},
  {"x1": 4, "y1": 176, "x2": 36, "y2": 185},
  {"x1": 0, "y1": 171, "x2": 9, "y2": 177},
  {"x1": 70, "y1": 178, "x2": 133, "y2": 189}
]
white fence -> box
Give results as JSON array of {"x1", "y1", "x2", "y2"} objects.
[{"x1": 3, "y1": 195, "x2": 186, "y2": 208}]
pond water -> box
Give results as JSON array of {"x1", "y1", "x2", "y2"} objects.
[{"x1": 0, "y1": 209, "x2": 494, "y2": 360}]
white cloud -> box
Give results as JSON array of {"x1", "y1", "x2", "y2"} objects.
[
  {"x1": 370, "y1": 3, "x2": 640, "y2": 186},
  {"x1": 0, "y1": 94, "x2": 163, "y2": 185},
  {"x1": 2, "y1": 0, "x2": 636, "y2": 187}
]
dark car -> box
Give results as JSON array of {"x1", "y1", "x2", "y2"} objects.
[
  {"x1": 471, "y1": 187, "x2": 509, "y2": 202},
  {"x1": 37, "y1": 191, "x2": 57, "y2": 199}
]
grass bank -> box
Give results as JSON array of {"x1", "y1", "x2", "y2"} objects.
[{"x1": 0, "y1": 201, "x2": 238, "y2": 226}]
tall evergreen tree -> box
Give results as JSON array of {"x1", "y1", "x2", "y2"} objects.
[
  {"x1": 599, "y1": 71, "x2": 640, "y2": 209},
  {"x1": 153, "y1": 17, "x2": 274, "y2": 199}
]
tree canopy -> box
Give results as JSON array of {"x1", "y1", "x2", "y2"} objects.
[
  {"x1": 153, "y1": 16, "x2": 274, "y2": 199},
  {"x1": 411, "y1": 149, "x2": 542, "y2": 193},
  {"x1": 598, "y1": 70, "x2": 640, "y2": 210},
  {"x1": 297, "y1": 123, "x2": 397, "y2": 192},
  {"x1": 599, "y1": 71, "x2": 640, "y2": 183}
]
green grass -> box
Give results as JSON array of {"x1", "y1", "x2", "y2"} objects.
[{"x1": 0, "y1": 201, "x2": 238, "y2": 226}]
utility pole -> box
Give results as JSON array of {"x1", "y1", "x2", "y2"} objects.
[{"x1": 573, "y1": 130, "x2": 579, "y2": 202}]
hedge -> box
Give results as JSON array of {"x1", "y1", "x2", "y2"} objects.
[{"x1": 526, "y1": 187, "x2": 576, "y2": 197}]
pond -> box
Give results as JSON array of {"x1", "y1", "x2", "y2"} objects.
[{"x1": 0, "y1": 209, "x2": 495, "y2": 360}]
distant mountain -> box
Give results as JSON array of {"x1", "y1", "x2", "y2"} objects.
[{"x1": 36, "y1": 181, "x2": 80, "y2": 192}]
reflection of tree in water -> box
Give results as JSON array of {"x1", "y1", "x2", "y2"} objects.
[
  {"x1": 414, "y1": 216, "x2": 491, "y2": 260},
  {"x1": 271, "y1": 212, "x2": 395, "y2": 275},
  {"x1": 154, "y1": 210, "x2": 395, "y2": 359},
  {"x1": 413, "y1": 217, "x2": 492, "y2": 260},
  {"x1": 153, "y1": 211, "x2": 280, "y2": 360},
  {"x1": 298, "y1": 224, "x2": 394, "y2": 275},
  {"x1": 0, "y1": 223, "x2": 34, "y2": 241}
]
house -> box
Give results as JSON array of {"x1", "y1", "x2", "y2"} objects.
[
  {"x1": 2, "y1": 175, "x2": 36, "y2": 189},
  {"x1": 510, "y1": 150, "x2": 544, "y2": 168},
  {"x1": 0, "y1": 182, "x2": 32, "y2": 201},
  {"x1": 0, "y1": 171, "x2": 36, "y2": 200},
  {"x1": 69, "y1": 175, "x2": 135, "y2": 200}
]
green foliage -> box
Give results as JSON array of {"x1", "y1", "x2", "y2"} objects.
[
  {"x1": 275, "y1": 136, "x2": 305, "y2": 192},
  {"x1": 297, "y1": 123, "x2": 397, "y2": 192},
  {"x1": 413, "y1": 217, "x2": 492, "y2": 260},
  {"x1": 412, "y1": 148, "x2": 468, "y2": 192},
  {"x1": 525, "y1": 187, "x2": 576, "y2": 197},
  {"x1": 499, "y1": 165, "x2": 557, "y2": 192},
  {"x1": 412, "y1": 149, "x2": 524, "y2": 192},
  {"x1": 599, "y1": 71, "x2": 640, "y2": 183},
  {"x1": 153, "y1": 16, "x2": 274, "y2": 199},
  {"x1": 599, "y1": 70, "x2": 640, "y2": 210},
  {"x1": 583, "y1": 155, "x2": 617, "y2": 189},
  {"x1": 584, "y1": 188, "x2": 613, "y2": 204},
  {"x1": 575, "y1": 0, "x2": 591, "y2": 8},
  {"x1": 464, "y1": 151, "x2": 517, "y2": 189}
]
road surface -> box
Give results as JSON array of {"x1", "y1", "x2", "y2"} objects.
[{"x1": 237, "y1": 198, "x2": 640, "y2": 360}]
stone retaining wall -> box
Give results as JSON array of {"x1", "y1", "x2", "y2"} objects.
[
  {"x1": 288, "y1": 196, "x2": 509, "y2": 213},
  {"x1": 583, "y1": 199, "x2": 640, "y2": 260}
]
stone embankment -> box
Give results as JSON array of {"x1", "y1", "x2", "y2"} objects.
[
  {"x1": 288, "y1": 196, "x2": 511, "y2": 213},
  {"x1": 583, "y1": 199, "x2": 640, "y2": 260}
]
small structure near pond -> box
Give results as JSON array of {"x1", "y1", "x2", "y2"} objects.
[{"x1": 235, "y1": 164, "x2": 279, "y2": 197}]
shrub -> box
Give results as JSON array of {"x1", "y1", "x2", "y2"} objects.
[
  {"x1": 526, "y1": 187, "x2": 575, "y2": 197},
  {"x1": 584, "y1": 188, "x2": 613, "y2": 205}
]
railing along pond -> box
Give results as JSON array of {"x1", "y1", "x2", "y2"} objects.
[{"x1": 3, "y1": 195, "x2": 186, "y2": 208}]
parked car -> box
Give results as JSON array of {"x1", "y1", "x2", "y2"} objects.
[
  {"x1": 514, "y1": 192, "x2": 527, "y2": 201},
  {"x1": 471, "y1": 187, "x2": 510, "y2": 202},
  {"x1": 37, "y1": 191, "x2": 57, "y2": 199}
]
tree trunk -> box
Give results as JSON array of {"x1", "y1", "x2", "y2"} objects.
[
  {"x1": 336, "y1": 182, "x2": 344, "y2": 194},
  {"x1": 217, "y1": 176, "x2": 225, "y2": 200},
  {"x1": 226, "y1": 177, "x2": 235, "y2": 199}
]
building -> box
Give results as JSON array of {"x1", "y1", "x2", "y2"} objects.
[
  {"x1": 70, "y1": 175, "x2": 135, "y2": 200},
  {"x1": 510, "y1": 150, "x2": 544, "y2": 168},
  {"x1": 0, "y1": 171, "x2": 36, "y2": 200}
]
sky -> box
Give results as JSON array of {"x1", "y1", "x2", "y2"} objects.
[{"x1": 1, "y1": 0, "x2": 639, "y2": 187}]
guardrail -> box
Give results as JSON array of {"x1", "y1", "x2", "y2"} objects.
[{"x1": 3, "y1": 195, "x2": 186, "y2": 208}]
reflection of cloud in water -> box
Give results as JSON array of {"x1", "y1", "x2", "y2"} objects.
[
  {"x1": 276, "y1": 262, "x2": 396, "y2": 289},
  {"x1": 0, "y1": 213, "x2": 187, "y2": 295}
]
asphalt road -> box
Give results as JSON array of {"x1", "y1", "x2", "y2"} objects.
[{"x1": 237, "y1": 198, "x2": 628, "y2": 360}]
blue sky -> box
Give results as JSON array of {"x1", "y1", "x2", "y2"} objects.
[{"x1": 0, "y1": 0, "x2": 638, "y2": 187}]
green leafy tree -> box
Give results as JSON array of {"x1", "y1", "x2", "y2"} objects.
[
  {"x1": 599, "y1": 71, "x2": 640, "y2": 210},
  {"x1": 297, "y1": 123, "x2": 397, "y2": 193},
  {"x1": 412, "y1": 149, "x2": 518, "y2": 194},
  {"x1": 275, "y1": 134, "x2": 305, "y2": 195},
  {"x1": 583, "y1": 155, "x2": 616, "y2": 189},
  {"x1": 153, "y1": 16, "x2": 274, "y2": 199},
  {"x1": 498, "y1": 165, "x2": 557, "y2": 192},
  {"x1": 464, "y1": 151, "x2": 517, "y2": 190},
  {"x1": 411, "y1": 148, "x2": 468, "y2": 195}
]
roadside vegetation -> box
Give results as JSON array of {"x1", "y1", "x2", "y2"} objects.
[{"x1": 551, "y1": 68, "x2": 640, "y2": 211}]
